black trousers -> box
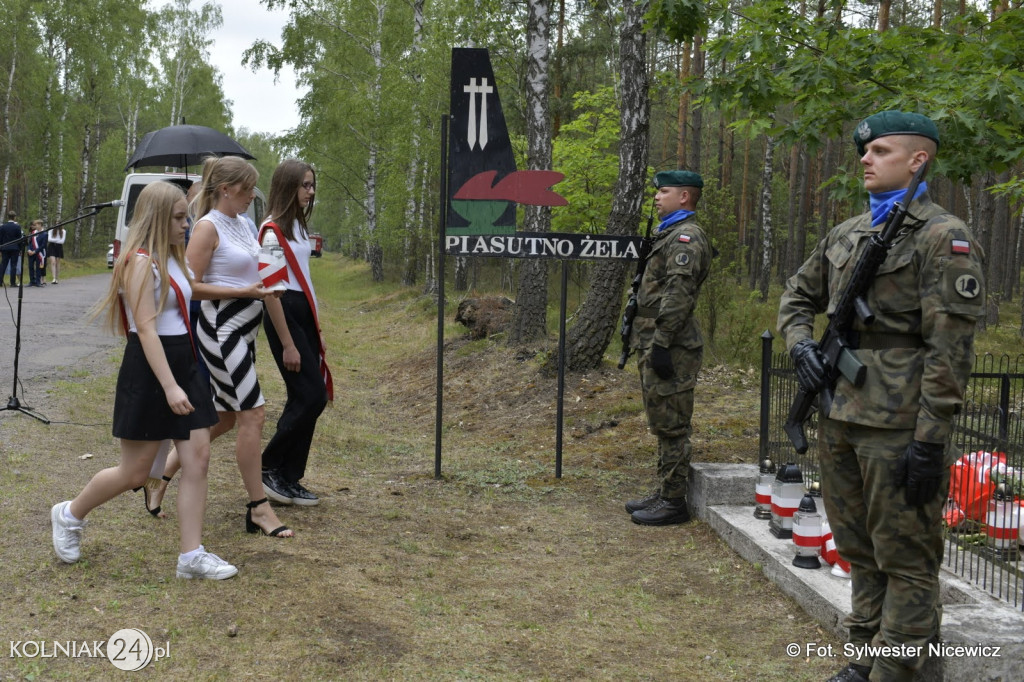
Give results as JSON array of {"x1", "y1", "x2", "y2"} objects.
[
  {"x1": 1, "y1": 250, "x2": 19, "y2": 285},
  {"x1": 261, "y1": 290, "x2": 328, "y2": 483}
]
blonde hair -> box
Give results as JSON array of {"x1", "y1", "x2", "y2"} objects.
[
  {"x1": 95, "y1": 182, "x2": 188, "y2": 335},
  {"x1": 195, "y1": 156, "x2": 259, "y2": 219},
  {"x1": 890, "y1": 134, "x2": 937, "y2": 161}
]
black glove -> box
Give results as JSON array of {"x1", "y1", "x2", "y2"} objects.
[
  {"x1": 896, "y1": 440, "x2": 947, "y2": 507},
  {"x1": 650, "y1": 344, "x2": 674, "y2": 380},
  {"x1": 790, "y1": 338, "x2": 827, "y2": 393}
]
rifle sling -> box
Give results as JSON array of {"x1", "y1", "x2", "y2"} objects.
[
  {"x1": 850, "y1": 331, "x2": 924, "y2": 350},
  {"x1": 636, "y1": 305, "x2": 658, "y2": 318}
]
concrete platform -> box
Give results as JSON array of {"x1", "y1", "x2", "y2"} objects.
[{"x1": 689, "y1": 462, "x2": 1024, "y2": 682}]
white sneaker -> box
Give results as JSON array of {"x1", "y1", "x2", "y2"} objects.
[
  {"x1": 51, "y1": 501, "x2": 86, "y2": 563},
  {"x1": 176, "y1": 550, "x2": 238, "y2": 580}
]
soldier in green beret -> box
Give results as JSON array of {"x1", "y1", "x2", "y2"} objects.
[
  {"x1": 779, "y1": 111, "x2": 985, "y2": 682},
  {"x1": 625, "y1": 169, "x2": 713, "y2": 525}
]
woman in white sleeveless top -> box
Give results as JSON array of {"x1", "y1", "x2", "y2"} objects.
[
  {"x1": 169, "y1": 156, "x2": 293, "y2": 539},
  {"x1": 50, "y1": 181, "x2": 236, "y2": 579}
]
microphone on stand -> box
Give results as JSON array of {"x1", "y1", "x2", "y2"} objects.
[{"x1": 84, "y1": 200, "x2": 126, "y2": 210}]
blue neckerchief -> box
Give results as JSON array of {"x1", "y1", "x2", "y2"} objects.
[
  {"x1": 658, "y1": 209, "x2": 694, "y2": 232},
  {"x1": 869, "y1": 181, "x2": 927, "y2": 227}
]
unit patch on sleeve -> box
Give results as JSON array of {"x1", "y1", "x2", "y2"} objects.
[
  {"x1": 678, "y1": 234, "x2": 691, "y2": 243},
  {"x1": 951, "y1": 239, "x2": 970, "y2": 255},
  {"x1": 954, "y1": 274, "x2": 980, "y2": 299}
]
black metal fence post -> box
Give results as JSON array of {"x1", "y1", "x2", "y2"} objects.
[{"x1": 759, "y1": 329, "x2": 774, "y2": 462}]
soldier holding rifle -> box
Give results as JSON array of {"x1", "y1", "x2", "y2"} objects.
[
  {"x1": 778, "y1": 111, "x2": 985, "y2": 682},
  {"x1": 623, "y1": 170, "x2": 712, "y2": 526}
]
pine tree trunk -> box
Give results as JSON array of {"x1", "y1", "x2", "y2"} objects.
[
  {"x1": 675, "y1": 42, "x2": 691, "y2": 167},
  {"x1": 817, "y1": 139, "x2": 834, "y2": 242},
  {"x1": 995, "y1": 170, "x2": 1013, "y2": 300},
  {"x1": 688, "y1": 35, "x2": 704, "y2": 173},
  {"x1": 794, "y1": 147, "x2": 811, "y2": 273},
  {"x1": 510, "y1": 0, "x2": 553, "y2": 344},
  {"x1": 564, "y1": 0, "x2": 650, "y2": 371},
  {"x1": 781, "y1": 143, "x2": 800, "y2": 282},
  {"x1": 758, "y1": 136, "x2": 776, "y2": 301}
]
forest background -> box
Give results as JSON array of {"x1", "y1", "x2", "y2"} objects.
[{"x1": 2, "y1": 0, "x2": 1024, "y2": 370}]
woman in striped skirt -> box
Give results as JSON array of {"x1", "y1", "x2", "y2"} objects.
[{"x1": 181, "y1": 155, "x2": 293, "y2": 538}]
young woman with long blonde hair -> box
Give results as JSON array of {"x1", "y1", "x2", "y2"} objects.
[{"x1": 50, "y1": 181, "x2": 237, "y2": 579}]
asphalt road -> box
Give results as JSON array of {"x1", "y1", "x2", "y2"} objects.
[{"x1": 0, "y1": 274, "x2": 121, "y2": 412}]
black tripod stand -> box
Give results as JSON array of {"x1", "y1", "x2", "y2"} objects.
[{"x1": 1, "y1": 204, "x2": 112, "y2": 423}]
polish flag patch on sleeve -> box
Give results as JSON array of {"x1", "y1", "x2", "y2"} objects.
[
  {"x1": 678, "y1": 234, "x2": 691, "y2": 243},
  {"x1": 951, "y1": 239, "x2": 971, "y2": 255}
]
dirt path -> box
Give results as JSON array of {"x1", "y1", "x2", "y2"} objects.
[{"x1": 0, "y1": 274, "x2": 121, "y2": 416}]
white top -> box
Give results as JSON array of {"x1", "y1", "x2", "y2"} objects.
[
  {"x1": 201, "y1": 209, "x2": 260, "y2": 289},
  {"x1": 47, "y1": 229, "x2": 66, "y2": 245},
  {"x1": 262, "y1": 218, "x2": 317, "y2": 313},
  {"x1": 124, "y1": 254, "x2": 190, "y2": 336}
]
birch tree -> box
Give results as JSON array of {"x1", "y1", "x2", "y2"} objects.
[{"x1": 509, "y1": 0, "x2": 553, "y2": 343}]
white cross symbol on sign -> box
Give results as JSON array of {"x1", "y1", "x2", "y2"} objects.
[{"x1": 464, "y1": 77, "x2": 494, "y2": 150}]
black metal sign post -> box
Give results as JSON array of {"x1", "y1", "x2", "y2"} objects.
[
  {"x1": 435, "y1": 114, "x2": 450, "y2": 480},
  {"x1": 555, "y1": 261, "x2": 569, "y2": 478}
]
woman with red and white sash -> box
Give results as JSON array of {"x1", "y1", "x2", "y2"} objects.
[
  {"x1": 50, "y1": 182, "x2": 236, "y2": 579},
  {"x1": 259, "y1": 159, "x2": 332, "y2": 507}
]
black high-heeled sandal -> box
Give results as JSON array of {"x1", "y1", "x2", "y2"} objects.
[
  {"x1": 245, "y1": 498, "x2": 292, "y2": 537},
  {"x1": 133, "y1": 475, "x2": 172, "y2": 518}
]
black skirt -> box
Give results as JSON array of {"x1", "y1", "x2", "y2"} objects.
[
  {"x1": 112, "y1": 334, "x2": 218, "y2": 440},
  {"x1": 48, "y1": 243, "x2": 64, "y2": 258}
]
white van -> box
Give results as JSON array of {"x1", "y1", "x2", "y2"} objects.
[{"x1": 112, "y1": 172, "x2": 266, "y2": 260}]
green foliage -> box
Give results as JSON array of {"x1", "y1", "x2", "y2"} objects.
[
  {"x1": 551, "y1": 87, "x2": 622, "y2": 234},
  {"x1": 650, "y1": 0, "x2": 709, "y2": 44},
  {"x1": 702, "y1": 0, "x2": 1024, "y2": 187}
]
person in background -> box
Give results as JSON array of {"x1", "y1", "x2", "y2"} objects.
[
  {"x1": 50, "y1": 181, "x2": 236, "y2": 580},
  {"x1": 26, "y1": 220, "x2": 47, "y2": 287},
  {"x1": 153, "y1": 157, "x2": 293, "y2": 538},
  {"x1": 258, "y1": 159, "x2": 332, "y2": 507},
  {"x1": 47, "y1": 225, "x2": 66, "y2": 284},
  {"x1": 778, "y1": 111, "x2": 985, "y2": 682},
  {"x1": 1, "y1": 210, "x2": 23, "y2": 287},
  {"x1": 624, "y1": 170, "x2": 713, "y2": 526}
]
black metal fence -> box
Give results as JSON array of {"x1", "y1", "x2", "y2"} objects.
[{"x1": 758, "y1": 331, "x2": 1024, "y2": 610}]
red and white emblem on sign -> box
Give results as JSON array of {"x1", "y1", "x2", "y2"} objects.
[
  {"x1": 678, "y1": 234, "x2": 691, "y2": 243},
  {"x1": 951, "y1": 239, "x2": 970, "y2": 255}
]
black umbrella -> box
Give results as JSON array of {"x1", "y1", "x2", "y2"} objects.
[{"x1": 124, "y1": 124, "x2": 256, "y2": 172}]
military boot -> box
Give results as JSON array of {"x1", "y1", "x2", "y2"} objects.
[
  {"x1": 624, "y1": 490, "x2": 661, "y2": 514},
  {"x1": 630, "y1": 496, "x2": 691, "y2": 526},
  {"x1": 826, "y1": 663, "x2": 870, "y2": 682}
]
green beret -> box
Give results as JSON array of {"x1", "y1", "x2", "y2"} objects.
[
  {"x1": 653, "y1": 170, "x2": 703, "y2": 189},
  {"x1": 854, "y1": 110, "x2": 940, "y2": 156}
]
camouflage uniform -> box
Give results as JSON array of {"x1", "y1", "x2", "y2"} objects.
[
  {"x1": 631, "y1": 214, "x2": 713, "y2": 500},
  {"x1": 778, "y1": 195, "x2": 985, "y2": 682}
]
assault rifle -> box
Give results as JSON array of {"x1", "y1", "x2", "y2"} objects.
[
  {"x1": 617, "y1": 201, "x2": 656, "y2": 369},
  {"x1": 783, "y1": 161, "x2": 929, "y2": 454}
]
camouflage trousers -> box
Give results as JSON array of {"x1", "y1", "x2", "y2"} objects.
[
  {"x1": 637, "y1": 344, "x2": 702, "y2": 500},
  {"x1": 819, "y1": 417, "x2": 949, "y2": 682}
]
